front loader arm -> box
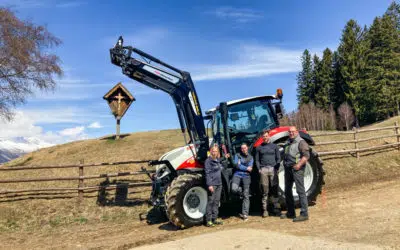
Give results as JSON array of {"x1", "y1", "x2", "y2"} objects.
[{"x1": 110, "y1": 36, "x2": 209, "y2": 162}]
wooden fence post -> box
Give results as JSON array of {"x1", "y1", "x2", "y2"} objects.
[
  {"x1": 78, "y1": 159, "x2": 84, "y2": 203},
  {"x1": 395, "y1": 121, "x2": 399, "y2": 151},
  {"x1": 354, "y1": 129, "x2": 359, "y2": 159}
]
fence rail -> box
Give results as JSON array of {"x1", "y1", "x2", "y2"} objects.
[
  {"x1": 0, "y1": 159, "x2": 154, "y2": 202},
  {"x1": 312, "y1": 121, "x2": 400, "y2": 158}
]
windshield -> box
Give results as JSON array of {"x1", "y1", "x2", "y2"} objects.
[{"x1": 212, "y1": 98, "x2": 277, "y2": 152}]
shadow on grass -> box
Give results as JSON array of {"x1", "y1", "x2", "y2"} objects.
[{"x1": 96, "y1": 178, "x2": 149, "y2": 207}]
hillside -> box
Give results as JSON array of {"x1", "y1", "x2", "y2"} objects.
[{"x1": 0, "y1": 117, "x2": 399, "y2": 236}]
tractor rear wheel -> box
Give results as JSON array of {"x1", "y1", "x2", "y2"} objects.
[{"x1": 165, "y1": 174, "x2": 208, "y2": 229}]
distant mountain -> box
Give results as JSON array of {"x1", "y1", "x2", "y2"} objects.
[{"x1": 0, "y1": 137, "x2": 54, "y2": 164}]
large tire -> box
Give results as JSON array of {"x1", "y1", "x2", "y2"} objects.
[
  {"x1": 277, "y1": 148, "x2": 325, "y2": 208},
  {"x1": 165, "y1": 174, "x2": 208, "y2": 229}
]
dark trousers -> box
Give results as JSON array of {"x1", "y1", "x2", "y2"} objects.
[
  {"x1": 206, "y1": 185, "x2": 222, "y2": 222},
  {"x1": 231, "y1": 175, "x2": 251, "y2": 216},
  {"x1": 284, "y1": 167, "x2": 308, "y2": 217}
]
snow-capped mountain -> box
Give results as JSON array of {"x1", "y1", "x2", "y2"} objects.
[{"x1": 0, "y1": 137, "x2": 54, "y2": 163}]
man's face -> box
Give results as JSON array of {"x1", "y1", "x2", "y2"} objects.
[
  {"x1": 210, "y1": 147, "x2": 219, "y2": 158},
  {"x1": 241, "y1": 145, "x2": 248, "y2": 155},
  {"x1": 289, "y1": 127, "x2": 298, "y2": 139},
  {"x1": 262, "y1": 132, "x2": 270, "y2": 143}
]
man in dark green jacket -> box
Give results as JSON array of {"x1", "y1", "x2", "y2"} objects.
[{"x1": 281, "y1": 126, "x2": 310, "y2": 222}]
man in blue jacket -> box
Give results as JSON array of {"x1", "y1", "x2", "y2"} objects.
[{"x1": 231, "y1": 143, "x2": 253, "y2": 221}]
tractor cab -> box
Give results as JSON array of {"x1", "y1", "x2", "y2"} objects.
[{"x1": 205, "y1": 91, "x2": 283, "y2": 156}]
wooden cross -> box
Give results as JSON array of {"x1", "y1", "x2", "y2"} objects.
[{"x1": 113, "y1": 92, "x2": 126, "y2": 116}]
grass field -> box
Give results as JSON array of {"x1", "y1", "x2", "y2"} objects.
[{"x1": 0, "y1": 117, "x2": 399, "y2": 233}]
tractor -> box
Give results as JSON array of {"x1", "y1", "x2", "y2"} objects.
[{"x1": 109, "y1": 36, "x2": 325, "y2": 229}]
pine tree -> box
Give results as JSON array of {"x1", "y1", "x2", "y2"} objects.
[
  {"x1": 311, "y1": 54, "x2": 321, "y2": 104},
  {"x1": 337, "y1": 19, "x2": 368, "y2": 127},
  {"x1": 296, "y1": 49, "x2": 313, "y2": 105},
  {"x1": 385, "y1": 1, "x2": 400, "y2": 116},
  {"x1": 365, "y1": 14, "x2": 400, "y2": 120},
  {"x1": 331, "y1": 51, "x2": 345, "y2": 109},
  {"x1": 314, "y1": 48, "x2": 334, "y2": 110}
]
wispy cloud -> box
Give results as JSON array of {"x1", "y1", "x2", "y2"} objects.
[
  {"x1": 23, "y1": 107, "x2": 108, "y2": 124},
  {"x1": 104, "y1": 27, "x2": 170, "y2": 51},
  {"x1": 206, "y1": 7, "x2": 264, "y2": 23},
  {"x1": 191, "y1": 45, "x2": 302, "y2": 81},
  {"x1": 2, "y1": 0, "x2": 86, "y2": 9},
  {"x1": 56, "y1": 1, "x2": 86, "y2": 8}
]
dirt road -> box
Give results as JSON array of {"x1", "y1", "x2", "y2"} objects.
[
  {"x1": 133, "y1": 228, "x2": 388, "y2": 250},
  {"x1": 1, "y1": 178, "x2": 399, "y2": 250}
]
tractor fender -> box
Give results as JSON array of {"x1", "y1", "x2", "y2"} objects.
[{"x1": 253, "y1": 127, "x2": 315, "y2": 147}]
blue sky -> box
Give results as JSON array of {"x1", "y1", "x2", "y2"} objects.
[{"x1": 0, "y1": 0, "x2": 394, "y2": 144}]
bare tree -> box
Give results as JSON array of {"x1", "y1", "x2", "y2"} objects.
[
  {"x1": 279, "y1": 102, "x2": 337, "y2": 131},
  {"x1": 0, "y1": 7, "x2": 63, "y2": 121},
  {"x1": 338, "y1": 102, "x2": 354, "y2": 130}
]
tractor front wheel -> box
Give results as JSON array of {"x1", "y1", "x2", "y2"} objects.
[{"x1": 165, "y1": 174, "x2": 208, "y2": 229}]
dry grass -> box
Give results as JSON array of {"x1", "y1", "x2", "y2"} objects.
[{"x1": 0, "y1": 117, "x2": 399, "y2": 233}]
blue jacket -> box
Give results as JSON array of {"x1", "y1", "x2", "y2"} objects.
[
  {"x1": 233, "y1": 152, "x2": 254, "y2": 178},
  {"x1": 204, "y1": 156, "x2": 223, "y2": 186}
]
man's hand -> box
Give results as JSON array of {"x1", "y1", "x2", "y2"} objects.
[
  {"x1": 247, "y1": 167, "x2": 252, "y2": 172},
  {"x1": 225, "y1": 153, "x2": 230, "y2": 158},
  {"x1": 208, "y1": 186, "x2": 214, "y2": 193},
  {"x1": 293, "y1": 164, "x2": 301, "y2": 170}
]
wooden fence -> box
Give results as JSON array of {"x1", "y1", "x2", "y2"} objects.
[
  {"x1": 0, "y1": 160, "x2": 154, "y2": 203},
  {"x1": 311, "y1": 121, "x2": 400, "y2": 159}
]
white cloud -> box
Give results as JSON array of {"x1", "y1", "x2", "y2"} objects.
[
  {"x1": 191, "y1": 45, "x2": 302, "y2": 81},
  {"x1": 88, "y1": 122, "x2": 102, "y2": 129},
  {"x1": 207, "y1": 7, "x2": 264, "y2": 23},
  {"x1": 0, "y1": 111, "x2": 89, "y2": 144},
  {"x1": 0, "y1": 111, "x2": 43, "y2": 138},
  {"x1": 59, "y1": 126, "x2": 85, "y2": 136}
]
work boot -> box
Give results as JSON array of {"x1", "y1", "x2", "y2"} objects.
[
  {"x1": 213, "y1": 219, "x2": 223, "y2": 225},
  {"x1": 239, "y1": 213, "x2": 248, "y2": 221},
  {"x1": 273, "y1": 209, "x2": 282, "y2": 217},
  {"x1": 262, "y1": 211, "x2": 269, "y2": 218},
  {"x1": 293, "y1": 215, "x2": 308, "y2": 222},
  {"x1": 206, "y1": 221, "x2": 215, "y2": 227},
  {"x1": 280, "y1": 213, "x2": 296, "y2": 219}
]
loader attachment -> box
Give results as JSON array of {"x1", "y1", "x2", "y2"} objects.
[{"x1": 110, "y1": 36, "x2": 209, "y2": 162}]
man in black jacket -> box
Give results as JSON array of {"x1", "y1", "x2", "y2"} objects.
[{"x1": 255, "y1": 130, "x2": 281, "y2": 217}]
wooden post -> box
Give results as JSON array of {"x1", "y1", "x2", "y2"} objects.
[
  {"x1": 78, "y1": 159, "x2": 84, "y2": 203},
  {"x1": 116, "y1": 117, "x2": 120, "y2": 140},
  {"x1": 354, "y1": 129, "x2": 359, "y2": 159},
  {"x1": 395, "y1": 121, "x2": 399, "y2": 151}
]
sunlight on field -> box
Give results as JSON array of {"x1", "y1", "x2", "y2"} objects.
[{"x1": 0, "y1": 118, "x2": 399, "y2": 232}]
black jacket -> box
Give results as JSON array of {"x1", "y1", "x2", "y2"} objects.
[
  {"x1": 204, "y1": 156, "x2": 223, "y2": 186},
  {"x1": 255, "y1": 142, "x2": 281, "y2": 170}
]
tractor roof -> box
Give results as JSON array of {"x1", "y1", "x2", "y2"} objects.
[{"x1": 205, "y1": 95, "x2": 277, "y2": 115}]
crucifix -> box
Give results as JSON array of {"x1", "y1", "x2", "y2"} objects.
[{"x1": 114, "y1": 91, "x2": 126, "y2": 117}]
